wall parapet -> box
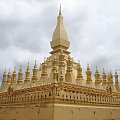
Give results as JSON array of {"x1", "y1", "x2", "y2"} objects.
[{"x1": 0, "y1": 82, "x2": 120, "y2": 107}]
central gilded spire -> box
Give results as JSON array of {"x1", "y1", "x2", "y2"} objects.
[{"x1": 50, "y1": 5, "x2": 70, "y2": 54}]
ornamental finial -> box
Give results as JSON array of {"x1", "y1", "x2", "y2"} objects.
[
  {"x1": 27, "y1": 62, "x2": 30, "y2": 71},
  {"x1": 59, "y1": 3, "x2": 62, "y2": 15},
  {"x1": 20, "y1": 65, "x2": 22, "y2": 72},
  {"x1": 34, "y1": 60, "x2": 37, "y2": 68}
]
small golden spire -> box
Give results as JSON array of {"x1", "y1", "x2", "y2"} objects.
[
  {"x1": 18, "y1": 65, "x2": 23, "y2": 84},
  {"x1": 87, "y1": 63, "x2": 90, "y2": 70},
  {"x1": 59, "y1": 3, "x2": 62, "y2": 15},
  {"x1": 109, "y1": 70, "x2": 113, "y2": 84},
  {"x1": 2, "y1": 68, "x2": 7, "y2": 83},
  {"x1": 41, "y1": 60, "x2": 47, "y2": 78},
  {"x1": 34, "y1": 60, "x2": 37, "y2": 68},
  {"x1": 32, "y1": 60, "x2": 38, "y2": 82},
  {"x1": 20, "y1": 65, "x2": 22, "y2": 72},
  {"x1": 13, "y1": 67, "x2": 16, "y2": 76},
  {"x1": 102, "y1": 68, "x2": 107, "y2": 83},
  {"x1": 77, "y1": 60, "x2": 82, "y2": 70},
  {"x1": 115, "y1": 69, "x2": 117, "y2": 75},
  {"x1": 4, "y1": 68, "x2": 6, "y2": 74},
  {"x1": 86, "y1": 64, "x2": 92, "y2": 83},
  {"x1": 66, "y1": 55, "x2": 72, "y2": 74},
  {"x1": 25, "y1": 62, "x2": 30, "y2": 83},
  {"x1": 12, "y1": 67, "x2": 17, "y2": 83},
  {"x1": 110, "y1": 70, "x2": 112, "y2": 75},
  {"x1": 95, "y1": 66, "x2": 99, "y2": 73},
  {"x1": 27, "y1": 62, "x2": 30, "y2": 71},
  {"x1": 13, "y1": 67, "x2": 16, "y2": 73},
  {"x1": 7, "y1": 69, "x2": 11, "y2": 83},
  {"x1": 114, "y1": 70, "x2": 119, "y2": 83},
  {"x1": 94, "y1": 66, "x2": 101, "y2": 85},
  {"x1": 103, "y1": 68, "x2": 105, "y2": 74},
  {"x1": 76, "y1": 60, "x2": 83, "y2": 81},
  {"x1": 44, "y1": 57, "x2": 46, "y2": 62},
  {"x1": 8, "y1": 69, "x2": 11, "y2": 74},
  {"x1": 102, "y1": 68, "x2": 106, "y2": 77}
]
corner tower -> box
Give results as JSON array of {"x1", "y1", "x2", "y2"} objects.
[{"x1": 50, "y1": 5, "x2": 70, "y2": 55}]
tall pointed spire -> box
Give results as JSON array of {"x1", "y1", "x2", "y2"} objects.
[
  {"x1": 114, "y1": 70, "x2": 120, "y2": 92},
  {"x1": 50, "y1": 5, "x2": 70, "y2": 54},
  {"x1": 59, "y1": 4, "x2": 62, "y2": 15},
  {"x1": 102, "y1": 68, "x2": 107, "y2": 85},
  {"x1": 32, "y1": 60, "x2": 38, "y2": 83},
  {"x1": 25, "y1": 62, "x2": 30, "y2": 83},
  {"x1": 7, "y1": 69, "x2": 11, "y2": 84},
  {"x1": 17, "y1": 65, "x2": 23, "y2": 85},
  {"x1": 86, "y1": 64, "x2": 92, "y2": 84},
  {"x1": 12, "y1": 67, "x2": 17, "y2": 83},
  {"x1": 2, "y1": 69, "x2": 7, "y2": 83},
  {"x1": 94, "y1": 66, "x2": 101, "y2": 88}
]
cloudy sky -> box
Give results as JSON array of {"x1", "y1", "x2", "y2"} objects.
[{"x1": 0, "y1": 0, "x2": 120, "y2": 81}]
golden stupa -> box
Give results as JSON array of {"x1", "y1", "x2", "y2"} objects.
[{"x1": 0, "y1": 6, "x2": 120, "y2": 120}]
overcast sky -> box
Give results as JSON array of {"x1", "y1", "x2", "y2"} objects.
[{"x1": 0, "y1": 0, "x2": 120, "y2": 81}]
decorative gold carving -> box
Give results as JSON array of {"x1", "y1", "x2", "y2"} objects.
[
  {"x1": 51, "y1": 57, "x2": 58, "y2": 82},
  {"x1": 0, "y1": 82, "x2": 119, "y2": 107},
  {"x1": 59, "y1": 68, "x2": 63, "y2": 82},
  {"x1": 51, "y1": 57, "x2": 57, "y2": 73}
]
